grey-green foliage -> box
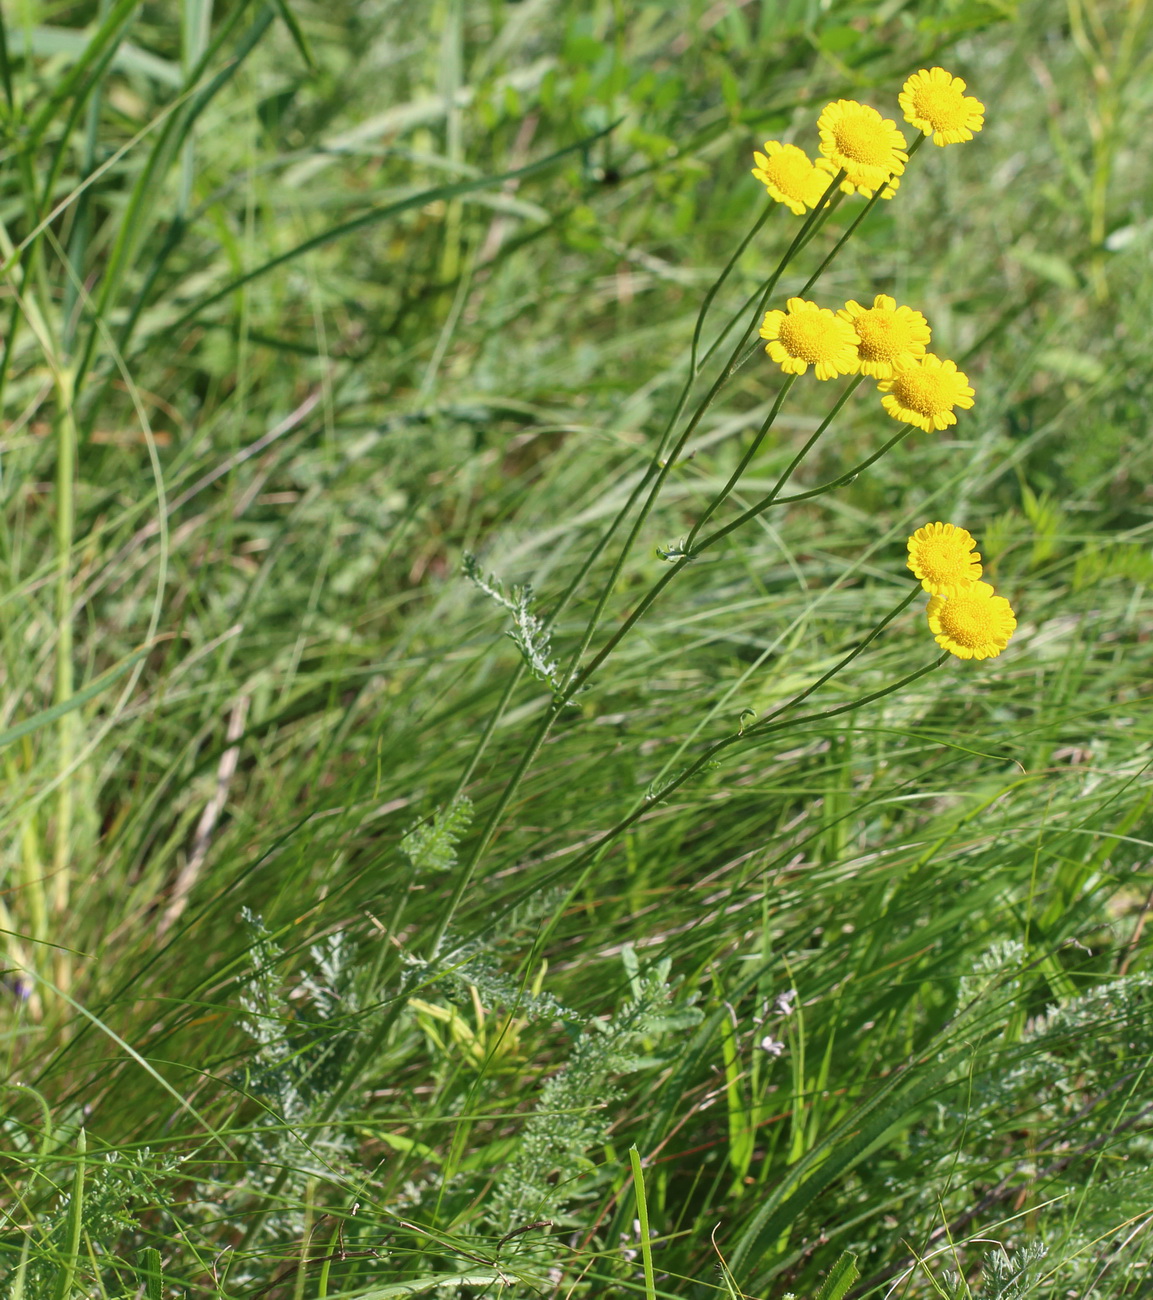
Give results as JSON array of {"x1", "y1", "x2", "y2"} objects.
[
  {"x1": 423, "y1": 944, "x2": 577, "y2": 1026},
  {"x1": 1053, "y1": 1163, "x2": 1153, "y2": 1295},
  {"x1": 238, "y1": 910, "x2": 362, "y2": 1124},
  {"x1": 943, "y1": 1242, "x2": 1048, "y2": 1300},
  {"x1": 904, "y1": 968, "x2": 1153, "y2": 1288},
  {"x1": 487, "y1": 948, "x2": 702, "y2": 1228},
  {"x1": 4, "y1": 1149, "x2": 159, "y2": 1299},
  {"x1": 227, "y1": 911, "x2": 362, "y2": 1267},
  {"x1": 977, "y1": 970, "x2": 1153, "y2": 1135},
  {"x1": 409, "y1": 887, "x2": 578, "y2": 1022},
  {"x1": 462, "y1": 553, "x2": 560, "y2": 688},
  {"x1": 400, "y1": 796, "x2": 474, "y2": 874},
  {"x1": 956, "y1": 939, "x2": 1025, "y2": 1009}
]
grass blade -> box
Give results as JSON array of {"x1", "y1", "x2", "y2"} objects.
[
  {"x1": 154, "y1": 120, "x2": 619, "y2": 340},
  {"x1": 629, "y1": 1145, "x2": 657, "y2": 1300},
  {"x1": 49, "y1": 1127, "x2": 85, "y2": 1300},
  {"x1": 0, "y1": 644, "x2": 150, "y2": 752},
  {"x1": 269, "y1": 0, "x2": 314, "y2": 68}
]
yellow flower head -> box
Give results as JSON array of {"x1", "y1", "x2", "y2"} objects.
[
  {"x1": 900, "y1": 67, "x2": 985, "y2": 147},
  {"x1": 815, "y1": 157, "x2": 899, "y2": 200},
  {"x1": 838, "y1": 294, "x2": 931, "y2": 379},
  {"x1": 907, "y1": 522, "x2": 982, "y2": 596},
  {"x1": 752, "y1": 141, "x2": 830, "y2": 215},
  {"x1": 878, "y1": 353, "x2": 975, "y2": 432},
  {"x1": 817, "y1": 100, "x2": 908, "y2": 191},
  {"x1": 760, "y1": 297, "x2": 860, "y2": 380},
  {"x1": 927, "y1": 581, "x2": 1016, "y2": 660}
]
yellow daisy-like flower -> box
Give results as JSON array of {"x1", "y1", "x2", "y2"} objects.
[
  {"x1": 838, "y1": 295, "x2": 931, "y2": 379},
  {"x1": 751, "y1": 141, "x2": 830, "y2": 215},
  {"x1": 926, "y1": 581, "x2": 1016, "y2": 660},
  {"x1": 760, "y1": 297, "x2": 860, "y2": 380},
  {"x1": 878, "y1": 353, "x2": 975, "y2": 432},
  {"x1": 900, "y1": 67, "x2": 985, "y2": 147},
  {"x1": 817, "y1": 99, "x2": 908, "y2": 191},
  {"x1": 906, "y1": 522, "x2": 982, "y2": 596}
]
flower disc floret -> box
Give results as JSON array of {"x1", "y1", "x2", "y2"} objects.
[
  {"x1": 878, "y1": 353, "x2": 975, "y2": 431},
  {"x1": 838, "y1": 294, "x2": 931, "y2": 378},
  {"x1": 760, "y1": 297, "x2": 860, "y2": 380},
  {"x1": 926, "y1": 581, "x2": 1016, "y2": 660},
  {"x1": 752, "y1": 141, "x2": 829, "y2": 215},
  {"x1": 907, "y1": 522, "x2": 982, "y2": 596},
  {"x1": 817, "y1": 99, "x2": 908, "y2": 190},
  {"x1": 900, "y1": 67, "x2": 985, "y2": 146}
]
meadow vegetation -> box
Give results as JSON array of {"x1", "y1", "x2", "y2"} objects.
[{"x1": 1, "y1": 1, "x2": 1153, "y2": 1296}]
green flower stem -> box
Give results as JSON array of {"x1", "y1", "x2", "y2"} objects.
[
  {"x1": 577, "y1": 653, "x2": 949, "y2": 873},
  {"x1": 682, "y1": 374, "x2": 797, "y2": 550},
  {"x1": 441, "y1": 172, "x2": 853, "y2": 816},
  {"x1": 797, "y1": 137, "x2": 924, "y2": 300},
  {"x1": 484, "y1": 644, "x2": 951, "y2": 947},
  {"x1": 796, "y1": 194, "x2": 885, "y2": 301},
  {"x1": 695, "y1": 420, "x2": 916, "y2": 554},
  {"x1": 432, "y1": 179, "x2": 849, "y2": 950},
  {"x1": 686, "y1": 373, "x2": 859, "y2": 555},
  {"x1": 561, "y1": 168, "x2": 849, "y2": 693},
  {"x1": 52, "y1": 367, "x2": 78, "y2": 949},
  {"x1": 438, "y1": 418, "x2": 915, "y2": 961},
  {"x1": 692, "y1": 179, "x2": 847, "y2": 377},
  {"x1": 747, "y1": 584, "x2": 922, "y2": 734},
  {"x1": 442, "y1": 189, "x2": 805, "y2": 806},
  {"x1": 571, "y1": 377, "x2": 866, "y2": 697},
  {"x1": 689, "y1": 201, "x2": 775, "y2": 375},
  {"x1": 445, "y1": 454, "x2": 662, "y2": 805}
]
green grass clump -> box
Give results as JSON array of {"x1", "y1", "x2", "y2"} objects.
[{"x1": 1, "y1": 1, "x2": 1153, "y2": 1297}]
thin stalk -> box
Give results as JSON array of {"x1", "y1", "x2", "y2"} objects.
[
  {"x1": 560, "y1": 168, "x2": 849, "y2": 692},
  {"x1": 567, "y1": 558, "x2": 687, "y2": 699},
  {"x1": 52, "y1": 366, "x2": 77, "y2": 989},
  {"x1": 694, "y1": 185, "x2": 847, "y2": 377},
  {"x1": 571, "y1": 378, "x2": 867, "y2": 695},
  {"x1": 795, "y1": 142, "x2": 923, "y2": 301},
  {"x1": 558, "y1": 653, "x2": 950, "y2": 886},
  {"x1": 451, "y1": 587, "x2": 934, "y2": 980},
  {"x1": 684, "y1": 374, "x2": 796, "y2": 547},
  {"x1": 444, "y1": 458, "x2": 663, "y2": 805},
  {"x1": 750, "y1": 585, "x2": 921, "y2": 732},
  {"x1": 179, "y1": 0, "x2": 215, "y2": 215},
  {"x1": 61, "y1": 0, "x2": 113, "y2": 350},
  {"x1": 433, "y1": 170, "x2": 852, "y2": 954},
  {"x1": 689, "y1": 202, "x2": 774, "y2": 375},
  {"x1": 436, "y1": 188, "x2": 834, "y2": 858},
  {"x1": 457, "y1": 642, "x2": 952, "y2": 977},
  {"x1": 795, "y1": 195, "x2": 879, "y2": 302},
  {"x1": 685, "y1": 374, "x2": 861, "y2": 555},
  {"x1": 432, "y1": 698, "x2": 555, "y2": 954},
  {"x1": 750, "y1": 374, "x2": 865, "y2": 515},
  {"x1": 440, "y1": 192, "x2": 794, "y2": 805},
  {"x1": 696, "y1": 420, "x2": 916, "y2": 554}
]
